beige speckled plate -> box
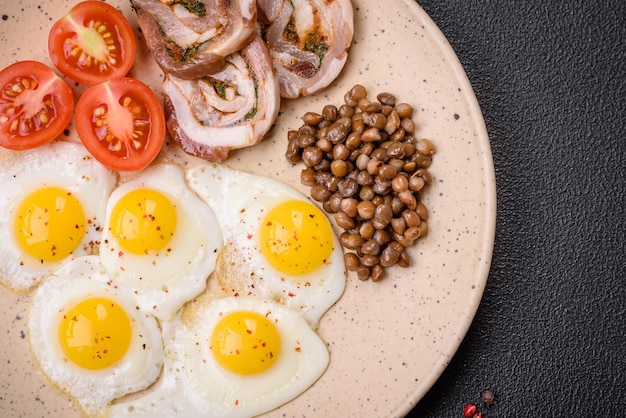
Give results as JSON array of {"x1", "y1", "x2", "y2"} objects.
[{"x1": 0, "y1": 0, "x2": 495, "y2": 417}]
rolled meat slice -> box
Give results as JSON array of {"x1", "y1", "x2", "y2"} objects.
[
  {"x1": 163, "y1": 35, "x2": 280, "y2": 162},
  {"x1": 257, "y1": 0, "x2": 354, "y2": 99},
  {"x1": 131, "y1": 0, "x2": 257, "y2": 79}
]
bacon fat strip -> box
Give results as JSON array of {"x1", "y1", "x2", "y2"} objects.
[
  {"x1": 164, "y1": 35, "x2": 281, "y2": 162},
  {"x1": 131, "y1": 0, "x2": 257, "y2": 79},
  {"x1": 258, "y1": 0, "x2": 354, "y2": 99}
]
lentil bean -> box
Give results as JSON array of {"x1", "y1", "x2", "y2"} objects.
[
  {"x1": 333, "y1": 143, "x2": 350, "y2": 160},
  {"x1": 369, "y1": 112, "x2": 387, "y2": 130},
  {"x1": 373, "y1": 203, "x2": 393, "y2": 227},
  {"x1": 316, "y1": 136, "x2": 333, "y2": 153},
  {"x1": 314, "y1": 158, "x2": 331, "y2": 173},
  {"x1": 401, "y1": 117, "x2": 415, "y2": 133},
  {"x1": 395, "y1": 103, "x2": 413, "y2": 118},
  {"x1": 302, "y1": 146, "x2": 323, "y2": 167},
  {"x1": 408, "y1": 175, "x2": 426, "y2": 192},
  {"x1": 345, "y1": 132, "x2": 362, "y2": 149},
  {"x1": 310, "y1": 184, "x2": 331, "y2": 202},
  {"x1": 390, "y1": 128, "x2": 405, "y2": 142},
  {"x1": 298, "y1": 124, "x2": 316, "y2": 137},
  {"x1": 356, "y1": 266, "x2": 371, "y2": 281},
  {"x1": 338, "y1": 178, "x2": 358, "y2": 197},
  {"x1": 351, "y1": 118, "x2": 365, "y2": 135},
  {"x1": 357, "y1": 98, "x2": 371, "y2": 112},
  {"x1": 345, "y1": 84, "x2": 367, "y2": 106},
  {"x1": 356, "y1": 153, "x2": 370, "y2": 170},
  {"x1": 359, "y1": 185, "x2": 375, "y2": 201},
  {"x1": 328, "y1": 193, "x2": 343, "y2": 213},
  {"x1": 366, "y1": 158, "x2": 382, "y2": 175},
  {"x1": 357, "y1": 200, "x2": 376, "y2": 219},
  {"x1": 391, "y1": 217, "x2": 406, "y2": 235},
  {"x1": 385, "y1": 111, "x2": 400, "y2": 135},
  {"x1": 380, "y1": 243, "x2": 401, "y2": 267},
  {"x1": 381, "y1": 104, "x2": 393, "y2": 116},
  {"x1": 338, "y1": 104, "x2": 355, "y2": 118},
  {"x1": 365, "y1": 102, "x2": 383, "y2": 114},
  {"x1": 418, "y1": 220, "x2": 428, "y2": 237},
  {"x1": 297, "y1": 134, "x2": 316, "y2": 148},
  {"x1": 403, "y1": 209, "x2": 420, "y2": 227},
  {"x1": 399, "y1": 189, "x2": 417, "y2": 210},
  {"x1": 303, "y1": 112, "x2": 324, "y2": 125},
  {"x1": 379, "y1": 164, "x2": 397, "y2": 180},
  {"x1": 404, "y1": 226, "x2": 421, "y2": 241},
  {"x1": 301, "y1": 168, "x2": 316, "y2": 186},
  {"x1": 416, "y1": 138, "x2": 435, "y2": 156},
  {"x1": 416, "y1": 202, "x2": 429, "y2": 221},
  {"x1": 371, "y1": 264, "x2": 385, "y2": 282},
  {"x1": 322, "y1": 104, "x2": 338, "y2": 121},
  {"x1": 361, "y1": 239, "x2": 381, "y2": 255},
  {"x1": 372, "y1": 177, "x2": 391, "y2": 195},
  {"x1": 344, "y1": 252, "x2": 361, "y2": 270},
  {"x1": 411, "y1": 153, "x2": 432, "y2": 169},
  {"x1": 361, "y1": 127, "x2": 382, "y2": 142},
  {"x1": 386, "y1": 141, "x2": 405, "y2": 158},
  {"x1": 334, "y1": 211, "x2": 356, "y2": 229},
  {"x1": 389, "y1": 197, "x2": 402, "y2": 215},
  {"x1": 373, "y1": 229, "x2": 392, "y2": 246},
  {"x1": 397, "y1": 251, "x2": 410, "y2": 268},
  {"x1": 361, "y1": 254, "x2": 380, "y2": 267},
  {"x1": 340, "y1": 198, "x2": 359, "y2": 217},
  {"x1": 392, "y1": 175, "x2": 409, "y2": 192},
  {"x1": 286, "y1": 139, "x2": 301, "y2": 163},
  {"x1": 359, "y1": 222, "x2": 375, "y2": 240},
  {"x1": 340, "y1": 232, "x2": 363, "y2": 250},
  {"x1": 370, "y1": 147, "x2": 388, "y2": 161},
  {"x1": 330, "y1": 160, "x2": 348, "y2": 177},
  {"x1": 377, "y1": 92, "x2": 396, "y2": 106}
]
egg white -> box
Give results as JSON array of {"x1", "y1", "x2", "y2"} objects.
[
  {"x1": 185, "y1": 162, "x2": 346, "y2": 327},
  {"x1": 99, "y1": 163, "x2": 222, "y2": 320},
  {"x1": 27, "y1": 255, "x2": 164, "y2": 417},
  {"x1": 0, "y1": 141, "x2": 117, "y2": 291},
  {"x1": 109, "y1": 294, "x2": 329, "y2": 418}
]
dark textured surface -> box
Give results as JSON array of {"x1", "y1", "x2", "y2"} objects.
[{"x1": 410, "y1": 1, "x2": 626, "y2": 417}]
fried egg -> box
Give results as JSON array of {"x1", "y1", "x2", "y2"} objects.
[
  {"x1": 28, "y1": 255, "x2": 164, "y2": 417},
  {"x1": 0, "y1": 141, "x2": 116, "y2": 291},
  {"x1": 185, "y1": 162, "x2": 346, "y2": 327},
  {"x1": 109, "y1": 294, "x2": 329, "y2": 417},
  {"x1": 99, "y1": 163, "x2": 222, "y2": 320}
]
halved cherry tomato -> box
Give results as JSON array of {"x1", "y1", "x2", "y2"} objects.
[
  {"x1": 75, "y1": 77, "x2": 165, "y2": 172},
  {"x1": 48, "y1": 1, "x2": 136, "y2": 85},
  {"x1": 0, "y1": 60, "x2": 74, "y2": 150}
]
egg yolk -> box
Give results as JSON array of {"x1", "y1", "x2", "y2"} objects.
[
  {"x1": 259, "y1": 200, "x2": 333, "y2": 276},
  {"x1": 58, "y1": 297, "x2": 132, "y2": 370},
  {"x1": 109, "y1": 188, "x2": 177, "y2": 255},
  {"x1": 210, "y1": 311, "x2": 281, "y2": 375},
  {"x1": 13, "y1": 187, "x2": 86, "y2": 262}
]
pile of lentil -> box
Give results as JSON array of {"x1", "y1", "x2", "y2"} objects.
[{"x1": 285, "y1": 84, "x2": 435, "y2": 281}]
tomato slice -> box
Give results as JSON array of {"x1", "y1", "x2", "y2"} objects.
[
  {"x1": 0, "y1": 60, "x2": 74, "y2": 150},
  {"x1": 48, "y1": 1, "x2": 137, "y2": 85},
  {"x1": 75, "y1": 77, "x2": 165, "y2": 172}
]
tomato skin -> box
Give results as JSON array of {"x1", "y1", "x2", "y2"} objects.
[
  {"x1": 0, "y1": 60, "x2": 74, "y2": 150},
  {"x1": 75, "y1": 77, "x2": 165, "y2": 172},
  {"x1": 48, "y1": 1, "x2": 137, "y2": 85}
]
